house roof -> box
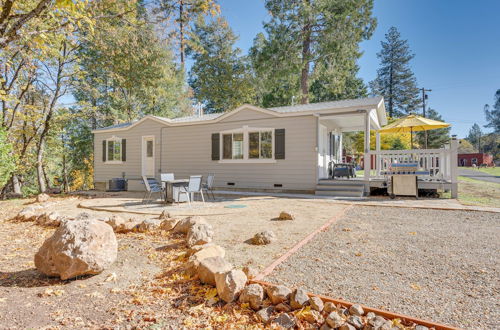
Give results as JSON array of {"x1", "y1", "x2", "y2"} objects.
[{"x1": 92, "y1": 96, "x2": 386, "y2": 133}]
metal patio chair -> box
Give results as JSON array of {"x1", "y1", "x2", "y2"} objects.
[
  {"x1": 177, "y1": 175, "x2": 205, "y2": 207},
  {"x1": 160, "y1": 173, "x2": 175, "y2": 189},
  {"x1": 202, "y1": 173, "x2": 215, "y2": 200},
  {"x1": 142, "y1": 176, "x2": 163, "y2": 204}
]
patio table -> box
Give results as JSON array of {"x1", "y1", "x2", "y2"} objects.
[{"x1": 162, "y1": 179, "x2": 189, "y2": 204}]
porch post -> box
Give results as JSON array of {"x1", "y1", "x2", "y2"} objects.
[
  {"x1": 450, "y1": 136, "x2": 458, "y2": 198},
  {"x1": 375, "y1": 131, "x2": 381, "y2": 176},
  {"x1": 364, "y1": 110, "x2": 371, "y2": 180}
]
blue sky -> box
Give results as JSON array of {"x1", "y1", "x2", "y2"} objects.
[{"x1": 216, "y1": 0, "x2": 500, "y2": 138}]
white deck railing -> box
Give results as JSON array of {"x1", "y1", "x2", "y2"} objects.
[{"x1": 365, "y1": 139, "x2": 458, "y2": 197}]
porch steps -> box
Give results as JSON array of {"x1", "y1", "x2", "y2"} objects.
[{"x1": 315, "y1": 180, "x2": 366, "y2": 197}]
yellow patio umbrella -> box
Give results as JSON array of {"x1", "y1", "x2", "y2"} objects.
[{"x1": 379, "y1": 114, "x2": 450, "y2": 149}]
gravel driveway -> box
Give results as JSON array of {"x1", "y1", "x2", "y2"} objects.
[{"x1": 267, "y1": 206, "x2": 500, "y2": 329}]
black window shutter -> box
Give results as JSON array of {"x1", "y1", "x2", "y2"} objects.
[
  {"x1": 102, "y1": 140, "x2": 106, "y2": 162},
  {"x1": 121, "y1": 139, "x2": 126, "y2": 161},
  {"x1": 275, "y1": 129, "x2": 285, "y2": 159},
  {"x1": 211, "y1": 133, "x2": 220, "y2": 160}
]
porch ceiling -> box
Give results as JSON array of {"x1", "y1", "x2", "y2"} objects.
[{"x1": 320, "y1": 112, "x2": 379, "y2": 132}]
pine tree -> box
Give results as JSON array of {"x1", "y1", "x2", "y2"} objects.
[
  {"x1": 188, "y1": 17, "x2": 256, "y2": 113},
  {"x1": 484, "y1": 89, "x2": 500, "y2": 133},
  {"x1": 466, "y1": 123, "x2": 483, "y2": 151},
  {"x1": 249, "y1": 0, "x2": 376, "y2": 107},
  {"x1": 416, "y1": 109, "x2": 450, "y2": 148},
  {"x1": 370, "y1": 26, "x2": 421, "y2": 117}
]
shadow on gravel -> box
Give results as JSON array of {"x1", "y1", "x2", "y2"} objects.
[{"x1": 0, "y1": 269, "x2": 93, "y2": 288}]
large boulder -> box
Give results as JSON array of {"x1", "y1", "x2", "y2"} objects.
[
  {"x1": 197, "y1": 256, "x2": 232, "y2": 286},
  {"x1": 36, "y1": 211, "x2": 68, "y2": 227},
  {"x1": 16, "y1": 206, "x2": 42, "y2": 222},
  {"x1": 214, "y1": 269, "x2": 247, "y2": 303},
  {"x1": 36, "y1": 193, "x2": 50, "y2": 203},
  {"x1": 186, "y1": 223, "x2": 214, "y2": 247},
  {"x1": 250, "y1": 230, "x2": 276, "y2": 245},
  {"x1": 185, "y1": 244, "x2": 225, "y2": 275},
  {"x1": 173, "y1": 216, "x2": 208, "y2": 234},
  {"x1": 34, "y1": 219, "x2": 118, "y2": 280},
  {"x1": 239, "y1": 283, "x2": 264, "y2": 310}
]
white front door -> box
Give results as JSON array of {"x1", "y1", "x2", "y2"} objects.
[
  {"x1": 142, "y1": 136, "x2": 155, "y2": 177},
  {"x1": 318, "y1": 124, "x2": 329, "y2": 179}
]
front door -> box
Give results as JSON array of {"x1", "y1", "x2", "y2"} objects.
[
  {"x1": 318, "y1": 124, "x2": 329, "y2": 179},
  {"x1": 142, "y1": 136, "x2": 155, "y2": 177}
]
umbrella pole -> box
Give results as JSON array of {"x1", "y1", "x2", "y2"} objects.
[{"x1": 411, "y1": 127, "x2": 413, "y2": 149}]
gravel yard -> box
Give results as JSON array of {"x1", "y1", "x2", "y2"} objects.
[{"x1": 267, "y1": 206, "x2": 500, "y2": 329}]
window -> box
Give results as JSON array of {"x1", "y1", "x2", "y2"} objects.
[
  {"x1": 222, "y1": 133, "x2": 243, "y2": 160},
  {"x1": 249, "y1": 131, "x2": 272, "y2": 159},
  {"x1": 218, "y1": 126, "x2": 276, "y2": 163},
  {"x1": 146, "y1": 140, "x2": 153, "y2": 157},
  {"x1": 106, "y1": 137, "x2": 122, "y2": 163}
]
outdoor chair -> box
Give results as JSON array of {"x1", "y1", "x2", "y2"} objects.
[
  {"x1": 177, "y1": 175, "x2": 205, "y2": 207},
  {"x1": 142, "y1": 176, "x2": 163, "y2": 204},
  {"x1": 160, "y1": 173, "x2": 175, "y2": 189},
  {"x1": 202, "y1": 173, "x2": 215, "y2": 200}
]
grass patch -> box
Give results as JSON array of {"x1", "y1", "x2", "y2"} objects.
[
  {"x1": 451, "y1": 176, "x2": 500, "y2": 207},
  {"x1": 463, "y1": 167, "x2": 500, "y2": 176}
]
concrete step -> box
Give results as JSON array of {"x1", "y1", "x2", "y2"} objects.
[
  {"x1": 315, "y1": 189, "x2": 364, "y2": 197},
  {"x1": 315, "y1": 185, "x2": 365, "y2": 191},
  {"x1": 317, "y1": 180, "x2": 366, "y2": 186}
]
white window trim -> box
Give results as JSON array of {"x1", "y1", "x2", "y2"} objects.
[
  {"x1": 218, "y1": 126, "x2": 276, "y2": 164},
  {"x1": 105, "y1": 136, "x2": 123, "y2": 164}
]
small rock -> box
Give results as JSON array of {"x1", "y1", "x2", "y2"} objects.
[
  {"x1": 347, "y1": 315, "x2": 363, "y2": 329},
  {"x1": 320, "y1": 324, "x2": 333, "y2": 330},
  {"x1": 349, "y1": 304, "x2": 364, "y2": 316},
  {"x1": 242, "y1": 266, "x2": 259, "y2": 279},
  {"x1": 271, "y1": 313, "x2": 296, "y2": 328},
  {"x1": 309, "y1": 296, "x2": 324, "y2": 312},
  {"x1": 326, "y1": 311, "x2": 344, "y2": 328},
  {"x1": 186, "y1": 243, "x2": 219, "y2": 257},
  {"x1": 265, "y1": 285, "x2": 292, "y2": 304},
  {"x1": 36, "y1": 211, "x2": 66, "y2": 227},
  {"x1": 323, "y1": 301, "x2": 336, "y2": 314},
  {"x1": 414, "y1": 326, "x2": 429, "y2": 330},
  {"x1": 367, "y1": 316, "x2": 386, "y2": 328},
  {"x1": 185, "y1": 245, "x2": 226, "y2": 275},
  {"x1": 278, "y1": 211, "x2": 294, "y2": 220},
  {"x1": 256, "y1": 306, "x2": 274, "y2": 323},
  {"x1": 275, "y1": 303, "x2": 291, "y2": 312},
  {"x1": 36, "y1": 193, "x2": 50, "y2": 203},
  {"x1": 187, "y1": 223, "x2": 214, "y2": 247},
  {"x1": 173, "y1": 216, "x2": 208, "y2": 234},
  {"x1": 215, "y1": 269, "x2": 247, "y2": 303},
  {"x1": 158, "y1": 210, "x2": 171, "y2": 220},
  {"x1": 239, "y1": 283, "x2": 264, "y2": 310},
  {"x1": 251, "y1": 230, "x2": 276, "y2": 245},
  {"x1": 290, "y1": 287, "x2": 309, "y2": 310},
  {"x1": 114, "y1": 217, "x2": 142, "y2": 233},
  {"x1": 135, "y1": 219, "x2": 161, "y2": 232},
  {"x1": 197, "y1": 256, "x2": 232, "y2": 286},
  {"x1": 340, "y1": 323, "x2": 356, "y2": 330},
  {"x1": 16, "y1": 206, "x2": 41, "y2": 222},
  {"x1": 303, "y1": 310, "x2": 323, "y2": 324},
  {"x1": 159, "y1": 218, "x2": 179, "y2": 231},
  {"x1": 366, "y1": 312, "x2": 376, "y2": 320}
]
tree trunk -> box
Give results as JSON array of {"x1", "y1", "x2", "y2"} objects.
[
  {"x1": 300, "y1": 22, "x2": 312, "y2": 104},
  {"x1": 36, "y1": 140, "x2": 46, "y2": 193}
]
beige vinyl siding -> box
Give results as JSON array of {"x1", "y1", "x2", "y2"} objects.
[{"x1": 162, "y1": 115, "x2": 317, "y2": 191}]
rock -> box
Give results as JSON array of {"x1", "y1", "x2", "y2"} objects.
[
  {"x1": 414, "y1": 326, "x2": 429, "y2": 330},
  {"x1": 340, "y1": 323, "x2": 356, "y2": 330},
  {"x1": 349, "y1": 304, "x2": 364, "y2": 316},
  {"x1": 256, "y1": 306, "x2": 274, "y2": 323},
  {"x1": 135, "y1": 219, "x2": 161, "y2": 232},
  {"x1": 290, "y1": 287, "x2": 309, "y2": 310},
  {"x1": 367, "y1": 316, "x2": 386, "y2": 329},
  {"x1": 250, "y1": 230, "x2": 276, "y2": 245},
  {"x1": 277, "y1": 211, "x2": 294, "y2": 220},
  {"x1": 275, "y1": 303, "x2": 291, "y2": 312},
  {"x1": 309, "y1": 296, "x2": 324, "y2": 312},
  {"x1": 265, "y1": 285, "x2": 292, "y2": 304},
  {"x1": 113, "y1": 217, "x2": 142, "y2": 233},
  {"x1": 36, "y1": 211, "x2": 67, "y2": 227},
  {"x1": 323, "y1": 301, "x2": 337, "y2": 314},
  {"x1": 159, "y1": 218, "x2": 179, "y2": 231},
  {"x1": 347, "y1": 315, "x2": 363, "y2": 329},
  {"x1": 187, "y1": 223, "x2": 214, "y2": 247},
  {"x1": 185, "y1": 244, "x2": 225, "y2": 275},
  {"x1": 271, "y1": 313, "x2": 296, "y2": 328},
  {"x1": 74, "y1": 212, "x2": 91, "y2": 221},
  {"x1": 186, "y1": 243, "x2": 220, "y2": 257},
  {"x1": 36, "y1": 193, "x2": 50, "y2": 203},
  {"x1": 304, "y1": 310, "x2": 323, "y2": 324},
  {"x1": 173, "y1": 216, "x2": 208, "y2": 234},
  {"x1": 366, "y1": 312, "x2": 376, "y2": 320},
  {"x1": 320, "y1": 324, "x2": 333, "y2": 330},
  {"x1": 242, "y1": 266, "x2": 259, "y2": 279},
  {"x1": 34, "y1": 219, "x2": 117, "y2": 280},
  {"x1": 326, "y1": 311, "x2": 344, "y2": 328},
  {"x1": 215, "y1": 269, "x2": 247, "y2": 303},
  {"x1": 197, "y1": 256, "x2": 232, "y2": 286},
  {"x1": 239, "y1": 283, "x2": 264, "y2": 310},
  {"x1": 158, "y1": 210, "x2": 171, "y2": 220},
  {"x1": 16, "y1": 206, "x2": 41, "y2": 222}
]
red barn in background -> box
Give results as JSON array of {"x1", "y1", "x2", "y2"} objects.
[{"x1": 458, "y1": 153, "x2": 494, "y2": 167}]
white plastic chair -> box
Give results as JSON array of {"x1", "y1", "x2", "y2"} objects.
[{"x1": 177, "y1": 175, "x2": 205, "y2": 207}]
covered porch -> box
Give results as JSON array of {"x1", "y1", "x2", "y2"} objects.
[{"x1": 316, "y1": 106, "x2": 458, "y2": 198}]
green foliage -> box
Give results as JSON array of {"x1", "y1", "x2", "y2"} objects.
[
  {"x1": 458, "y1": 139, "x2": 476, "y2": 153},
  {"x1": 249, "y1": 0, "x2": 376, "y2": 107},
  {"x1": 188, "y1": 17, "x2": 256, "y2": 113},
  {"x1": 466, "y1": 123, "x2": 483, "y2": 151},
  {"x1": 484, "y1": 89, "x2": 500, "y2": 133},
  {"x1": 415, "y1": 109, "x2": 450, "y2": 148},
  {"x1": 370, "y1": 27, "x2": 421, "y2": 117},
  {"x1": 0, "y1": 128, "x2": 16, "y2": 188}
]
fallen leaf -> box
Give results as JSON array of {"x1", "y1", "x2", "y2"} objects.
[
  {"x1": 410, "y1": 283, "x2": 421, "y2": 291},
  {"x1": 105, "y1": 272, "x2": 117, "y2": 282},
  {"x1": 342, "y1": 228, "x2": 352, "y2": 232},
  {"x1": 408, "y1": 232, "x2": 417, "y2": 235},
  {"x1": 355, "y1": 252, "x2": 362, "y2": 257}
]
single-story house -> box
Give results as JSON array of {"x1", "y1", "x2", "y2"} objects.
[
  {"x1": 93, "y1": 97, "x2": 387, "y2": 195},
  {"x1": 458, "y1": 153, "x2": 494, "y2": 167}
]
